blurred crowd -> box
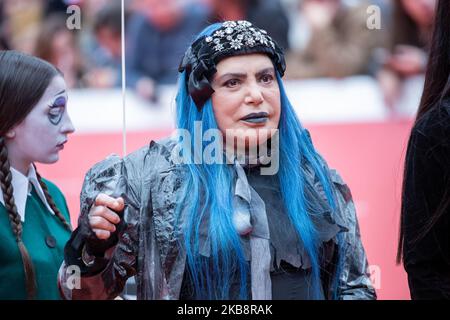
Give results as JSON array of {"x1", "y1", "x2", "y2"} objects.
[{"x1": 0, "y1": 0, "x2": 437, "y2": 116}]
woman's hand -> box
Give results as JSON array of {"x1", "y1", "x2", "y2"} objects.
[{"x1": 88, "y1": 193, "x2": 124, "y2": 240}]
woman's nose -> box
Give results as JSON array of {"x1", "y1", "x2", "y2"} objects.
[
  {"x1": 244, "y1": 83, "x2": 264, "y2": 105},
  {"x1": 60, "y1": 113, "x2": 75, "y2": 134}
]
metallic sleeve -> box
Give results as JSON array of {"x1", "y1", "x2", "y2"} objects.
[
  {"x1": 329, "y1": 169, "x2": 377, "y2": 300},
  {"x1": 59, "y1": 155, "x2": 141, "y2": 300}
]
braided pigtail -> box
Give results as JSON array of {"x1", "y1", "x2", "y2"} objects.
[
  {"x1": 34, "y1": 165, "x2": 72, "y2": 232},
  {"x1": 0, "y1": 137, "x2": 37, "y2": 299}
]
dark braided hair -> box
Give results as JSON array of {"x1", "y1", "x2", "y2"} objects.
[
  {"x1": 0, "y1": 137, "x2": 37, "y2": 299},
  {"x1": 0, "y1": 50, "x2": 71, "y2": 299},
  {"x1": 34, "y1": 165, "x2": 72, "y2": 232}
]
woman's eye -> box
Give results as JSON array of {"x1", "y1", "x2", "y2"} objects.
[
  {"x1": 224, "y1": 79, "x2": 240, "y2": 88},
  {"x1": 260, "y1": 74, "x2": 273, "y2": 84},
  {"x1": 48, "y1": 96, "x2": 67, "y2": 125},
  {"x1": 48, "y1": 107, "x2": 64, "y2": 125},
  {"x1": 49, "y1": 108, "x2": 62, "y2": 116}
]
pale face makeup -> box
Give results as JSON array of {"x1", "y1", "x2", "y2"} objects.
[
  {"x1": 211, "y1": 53, "x2": 281, "y2": 150},
  {"x1": 6, "y1": 75, "x2": 75, "y2": 174}
]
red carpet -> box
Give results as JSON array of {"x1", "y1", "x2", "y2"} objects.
[{"x1": 36, "y1": 120, "x2": 413, "y2": 300}]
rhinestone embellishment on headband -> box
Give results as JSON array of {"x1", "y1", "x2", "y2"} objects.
[
  {"x1": 178, "y1": 19, "x2": 286, "y2": 110},
  {"x1": 204, "y1": 20, "x2": 276, "y2": 53}
]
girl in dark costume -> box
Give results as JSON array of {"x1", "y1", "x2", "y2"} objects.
[{"x1": 0, "y1": 51, "x2": 74, "y2": 299}]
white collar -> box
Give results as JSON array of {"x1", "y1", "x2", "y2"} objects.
[{"x1": 0, "y1": 164, "x2": 55, "y2": 222}]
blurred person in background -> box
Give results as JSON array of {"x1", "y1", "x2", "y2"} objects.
[
  {"x1": 84, "y1": 3, "x2": 129, "y2": 88},
  {"x1": 397, "y1": 0, "x2": 450, "y2": 300},
  {"x1": 66, "y1": 0, "x2": 112, "y2": 53},
  {"x1": 1, "y1": 0, "x2": 43, "y2": 53},
  {"x1": 43, "y1": 0, "x2": 70, "y2": 16},
  {"x1": 377, "y1": 0, "x2": 436, "y2": 115},
  {"x1": 126, "y1": 0, "x2": 209, "y2": 102},
  {"x1": 0, "y1": 51, "x2": 75, "y2": 299},
  {"x1": 203, "y1": 0, "x2": 290, "y2": 50},
  {"x1": 285, "y1": 0, "x2": 381, "y2": 79},
  {"x1": 33, "y1": 14, "x2": 86, "y2": 88}
]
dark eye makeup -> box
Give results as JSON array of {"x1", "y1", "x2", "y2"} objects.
[{"x1": 48, "y1": 96, "x2": 66, "y2": 125}]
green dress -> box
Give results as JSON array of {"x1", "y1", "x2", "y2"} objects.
[{"x1": 0, "y1": 179, "x2": 71, "y2": 300}]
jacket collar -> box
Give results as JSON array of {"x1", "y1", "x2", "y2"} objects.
[{"x1": 0, "y1": 164, "x2": 54, "y2": 221}]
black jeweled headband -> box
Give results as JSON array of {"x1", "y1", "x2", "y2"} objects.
[{"x1": 178, "y1": 20, "x2": 286, "y2": 110}]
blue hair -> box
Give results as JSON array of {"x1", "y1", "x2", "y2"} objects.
[
  {"x1": 276, "y1": 73, "x2": 337, "y2": 298},
  {"x1": 174, "y1": 23, "x2": 338, "y2": 300},
  {"x1": 176, "y1": 71, "x2": 249, "y2": 299}
]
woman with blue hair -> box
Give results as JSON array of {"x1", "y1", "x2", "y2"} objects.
[{"x1": 59, "y1": 21, "x2": 376, "y2": 300}]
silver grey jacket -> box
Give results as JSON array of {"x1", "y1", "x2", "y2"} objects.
[{"x1": 58, "y1": 137, "x2": 376, "y2": 300}]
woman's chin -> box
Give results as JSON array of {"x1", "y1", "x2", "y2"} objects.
[
  {"x1": 38, "y1": 154, "x2": 59, "y2": 164},
  {"x1": 222, "y1": 124, "x2": 278, "y2": 150},
  {"x1": 230, "y1": 134, "x2": 270, "y2": 150}
]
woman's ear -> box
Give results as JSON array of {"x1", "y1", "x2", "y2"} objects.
[{"x1": 5, "y1": 130, "x2": 16, "y2": 139}]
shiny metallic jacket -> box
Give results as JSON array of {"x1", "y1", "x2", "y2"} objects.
[{"x1": 58, "y1": 137, "x2": 377, "y2": 300}]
